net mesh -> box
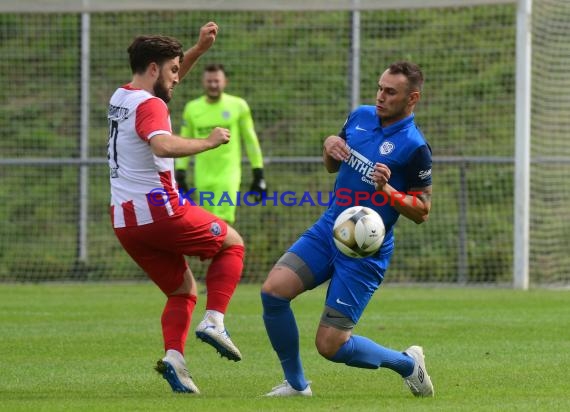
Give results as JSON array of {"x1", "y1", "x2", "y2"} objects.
[
  {"x1": 530, "y1": 0, "x2": 570, "y2": 285},
  {"x1": 0, "y1": 2, "x2": 564, "y2": 285}
]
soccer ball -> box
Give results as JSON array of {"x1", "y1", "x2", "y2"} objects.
[{"x1": 333, "y1": 206, "x2": 385, "y2": 258}]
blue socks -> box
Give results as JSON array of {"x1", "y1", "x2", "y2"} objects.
[
  {"x1": 330, "y1": 335, "x2": 415, "y2": 377},
  {"x1": 261, "y1": 292, "x2": 414, "y2": 386},
  {"x1": 261, "y1": 292, "x2": 309, "y2": 391}
]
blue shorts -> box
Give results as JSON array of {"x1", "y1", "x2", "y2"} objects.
[{"x1": 287, "y1": 216, "x2": 394, "y2": 324}]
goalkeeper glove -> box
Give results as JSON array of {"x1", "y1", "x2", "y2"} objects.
[
  {"x1": 175, "y1": 169, "x2": 189, "y2": 193},
  {"x1": 250, "y1": 168, "x2": 267, "y2": 201}
]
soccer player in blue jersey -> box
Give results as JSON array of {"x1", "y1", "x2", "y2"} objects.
[{"x1": 261, "y1": 61, "x2": 434, "y2": 397}]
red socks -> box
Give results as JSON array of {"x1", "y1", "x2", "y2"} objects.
[
  {"x1": 161, "y1": 245, "x2": 244, "y2": 353},
  {"x1": 161, "y1": 294, "x2": 197, "y2": 354},
  {"x1": 205, "y1": 245, "x2": 245, "y2": 313}
]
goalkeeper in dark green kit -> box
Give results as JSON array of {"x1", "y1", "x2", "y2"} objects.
[{"x1": 175, "y1": 63, "x2": 266, "y2": 223}]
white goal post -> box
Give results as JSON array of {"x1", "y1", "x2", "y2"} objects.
[{"x1": 514, "y1": 0, "x2": 532, "y2": 290}]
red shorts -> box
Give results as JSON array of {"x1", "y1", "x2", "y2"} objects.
[{"x1": 113, "y1": 204, "x2": 227, "y2": 294}]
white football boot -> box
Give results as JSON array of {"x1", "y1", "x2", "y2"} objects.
[
  {"x1": 403, "y1": 345, "x2": 434, "y2": 397},
  {"x1": 264, "y1": 380, "x2": 312, "y2": 397},
  {"x1": 155, "y1": 349, "x2": 200, "y2": 394},
  {"x1": 195, "y1": 313, "x2": 242, "y2": 361}
]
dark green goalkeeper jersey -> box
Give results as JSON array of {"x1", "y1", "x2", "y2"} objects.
[{"x1": 175, "y1": 93, "x2": 264, "y2": 223}]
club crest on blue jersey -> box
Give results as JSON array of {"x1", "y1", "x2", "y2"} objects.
[
  {"x1": 210, "y1": 222, "x2": 222, "y2": 236},
  {"x1": 380, "y1": 141, "x2": 395, "y2": 155}
]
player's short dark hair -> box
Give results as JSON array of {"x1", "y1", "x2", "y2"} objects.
[
  {"x1": 204, "y1": 63, "x2": 227, "y2": 75},
  {"x1": 127, "y1": 35, "x2": 184, "y2": 74},
  {"x1": 388, "y1": 61, "x2": 424, "y2": 92}
]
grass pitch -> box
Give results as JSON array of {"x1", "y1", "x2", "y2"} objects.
[{"x1": 0, "y1": 283, "x2": 568, "y2": 412}]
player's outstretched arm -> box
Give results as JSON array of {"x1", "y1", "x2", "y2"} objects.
[
  {"x1": 150, "y1": 127, "x2": 229, "y2": 158},
  {"x1": 179, "y1": 22, "x2": 218, "y2": 81}
]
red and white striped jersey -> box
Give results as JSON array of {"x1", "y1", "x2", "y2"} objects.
[{"x1": 107, "y1": 84, "x2": 184, "y2": 228}]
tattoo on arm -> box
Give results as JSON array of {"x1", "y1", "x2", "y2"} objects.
[
  {"x1": 410, "y1": 186, "x2": 432, "y2": 207},
  {"x1": 417, "y1": 192, "x2": 431, "y2": 204}
]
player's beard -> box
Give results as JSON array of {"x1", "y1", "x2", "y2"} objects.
[
  {"x1": 154, "y1": 74, "x2": 172, "y2": 103},
  {"x1": 206, "y1": 89, "x2": 221, "y2": 102}
]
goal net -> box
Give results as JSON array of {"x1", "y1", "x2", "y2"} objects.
[
  {"x1": 529, "y1": 0, "x2": 570, "y2": 285},
  {"x1": 0, "y1": 0, "x2": 566, "y2": 286}
]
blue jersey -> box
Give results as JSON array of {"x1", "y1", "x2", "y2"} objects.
[
  {"x1": 286, "y1": 106, "x2": 432, "y2": 322},
  {"x1": 324, "y1": 106, "x2": 432, "y2": 244}
]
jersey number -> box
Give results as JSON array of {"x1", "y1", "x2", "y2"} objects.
[{"x1": 107, "y1": 119, "x2": 119, "y2": 178}]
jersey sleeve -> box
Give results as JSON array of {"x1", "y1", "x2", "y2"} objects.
[
  {"x1": 406, "y1": 144, "x2": 432, "y2": 188},
  {"x1": 135, "y1": 97, "x2": 171, "y2": 141},
  {"x1": 239, "y1": 99, "x2": 264, "y2": 169},
  {"x1": 338, "y1": 112, "x2": 353, "y2": 140},
  {"x1": 175, "y1": 102, "x2": 193, "y2": 171}
]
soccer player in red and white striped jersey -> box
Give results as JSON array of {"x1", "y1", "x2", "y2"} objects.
[{"x1": 107, "y1": 22, "x2": 244, "y2": 394}]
